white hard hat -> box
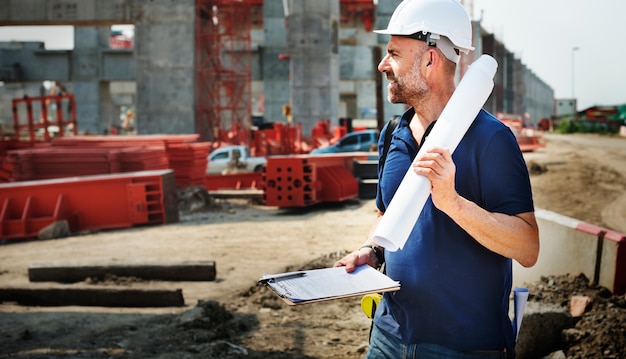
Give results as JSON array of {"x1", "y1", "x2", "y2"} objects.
[{"x1": 375, "y1": 0, "x2": 474, "y2": 61}]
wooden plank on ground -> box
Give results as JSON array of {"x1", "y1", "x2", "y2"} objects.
[
  {"x1": 208, "y1": 189, "x2": 264, "y2": 200},
  {"x1": 0, "y1": 288, "x2": 184, "y2": 307},
  {"x1": 28, "y1": 260, "x2": 216, "y2": 283}
]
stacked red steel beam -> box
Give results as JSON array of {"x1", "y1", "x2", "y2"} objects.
[
  {"x1": 166, "y1": 142, "x2": 210, "y2": 188},
  {"x1": 3, "y1": 135, "x2": 210, "y2": 188},
  {"x1": 5, "y1": 145, "x2": 168, "y2": 181}
]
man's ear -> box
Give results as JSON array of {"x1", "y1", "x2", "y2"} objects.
[{"x1": 425, "y1": 49, "x2": 436, "y2": 68}]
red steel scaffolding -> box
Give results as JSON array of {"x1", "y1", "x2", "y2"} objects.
[
  {"x1": 196, "y1": 0, "x2": 259, "y2": 144},
  {"x1": 194, "y1": 0, "x2": 375, "y2": 147}
]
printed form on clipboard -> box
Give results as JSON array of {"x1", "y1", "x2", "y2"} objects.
[{"x1": 258, "y1": 265, "x2": 400, "y2": 305}]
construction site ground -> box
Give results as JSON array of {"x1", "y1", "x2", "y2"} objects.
[{"x1": 0, "y1": 133, "x2": 625, "y2": 359}]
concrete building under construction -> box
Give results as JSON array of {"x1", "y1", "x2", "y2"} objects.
[{"x1": 0, "y1": 0, "x2": 554, "y2": 141}]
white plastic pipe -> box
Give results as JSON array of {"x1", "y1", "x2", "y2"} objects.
[
  {"x1": 372, "y1": 54, "x2": 498, "y2": 251},
  {"x1": 513, "y1": 287, "x2": 529, "y2": 340}
]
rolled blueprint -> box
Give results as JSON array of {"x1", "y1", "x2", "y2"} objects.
[{"x1": 372, "y1": 54, "x2": 498, "y2": 251}]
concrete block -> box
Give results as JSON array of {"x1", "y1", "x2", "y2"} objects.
[
  {"x1": 515, "y1": 302, "x2": 574, "y2": 359},
  {"x1": 20, "y1": 50, "x2": 71, "y2": 81},
  {"x1": 288, "y1": 0, "x2": 338, "y2": 16},
  {"x1": 4, "y1": 0, "x2": 47, "y2": 22},
  {"x1": 356, "y1": 80, "x2": 376, "y2": 110},
  {"x1": 262, "y1": 48, "x2": 290, "y2": 80},
  {"x1": 72, "y1": 48, "x2": 100, "y2": 79},
  {"x1": 288, "y1": 15, "x2": 333, "y2": 50},
  {"x1": 137, "y1": 24, "x2": 193, "y2": 67},
  {"x1": 514, "y1": 209, "x2": 626, "y2": 295},
  {"x1": 102, "y1": 51, "x2": 136, "y2": 81},
  {"x1": 136, "y1": 0, "x2": 194, "y2": 24},
  {"x1": 263, "y1": 18, "x2": 288, "y2": 46},
  {"x1": 264, "y1": 0, "x2": 286, "y2": 17},
  {"x1": 513, "y1": 209, "x2": 598, "y2": 290},
  {"x1": 136, "y1": 68, "x2": 193, "y2": 113},
  {"x1": 139, "y1": 112, "x2": 194, "y2": 134},
  {"x1": 291, "y1": 55, "x2": 338, "y2": 87},
  {"x1": 340, "y1": 45, "x2": 375, "y2": 79},
  {"x1": 74, "y1": 27, "x2": 109, "y2": 49}
]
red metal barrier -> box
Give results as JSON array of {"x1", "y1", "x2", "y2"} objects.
[
  {"x1": 263, "y1": 153, "x2": 368, "y2": 208},
  {"x1": 0, "y1": 170, "x2": 178, "y2": 241},
  {"x1": 12, "y1": 94, "x2": 78, "y2": 142}
]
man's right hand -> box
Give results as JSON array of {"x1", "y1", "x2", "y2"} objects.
[{"x1": 334, "y1": 246, "x2": 379, "y2": 272}]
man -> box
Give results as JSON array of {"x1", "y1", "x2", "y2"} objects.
[{"x1": 334, "y1": 0, "x2": 540, "y2": 357}]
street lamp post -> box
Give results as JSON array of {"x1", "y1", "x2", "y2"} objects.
[{"x1": 572, "y1": 46, "x2": 579, "y2": 99}]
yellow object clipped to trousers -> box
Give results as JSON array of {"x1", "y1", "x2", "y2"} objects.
[{"x1": 361, "y1": 293, "x2": 383, "y2": 319}]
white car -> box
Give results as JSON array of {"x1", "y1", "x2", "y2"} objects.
[{"x1": 206, "y1": 145, "x2": 266, "y2": 174}]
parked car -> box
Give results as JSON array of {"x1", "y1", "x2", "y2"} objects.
[
  {"x1": 310, "y1": 129, "x2": 379, "y2": 154},
  {"x1": 206, "y1": 145, "x2": 267, "y2": 174}
]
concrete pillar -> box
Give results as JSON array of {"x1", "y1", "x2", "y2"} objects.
[
  {"x1": 286, "y1": 0, "x2": 339, "y2": 137},
  {"x1": 134, "y1": 0, "x2": 195, "y2": 135},
  {"x1": 262, "y1": 0, "x2": 290, "y2": 123},
  {"x1": 72, "y1": 27, "x2": 110, "y2": 134}
]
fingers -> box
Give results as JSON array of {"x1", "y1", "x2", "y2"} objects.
[
  {"x1": 333, "y1": 253, "x2": 357, "y2": 272},
  {"x1": 412, "y1": 147, "x2": 458, "y2": 212},
  {"x1": 333, "y1": 250, "x2": 371, "y2": 273},
  {"x1": 413, "y1": 147, "x2": 451, "y2": 177}
]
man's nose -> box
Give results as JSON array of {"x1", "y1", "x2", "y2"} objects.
[{"x1": 378, "y1": 55, "x2": 390, "y2": 73}]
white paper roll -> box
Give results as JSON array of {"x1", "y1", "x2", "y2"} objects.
[{"x1": 372, "y1": 55, "x2": 498, "y2": 251}]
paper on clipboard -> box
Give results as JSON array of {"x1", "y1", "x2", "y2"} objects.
[{"x1": 259, "y1": 265, "x2": 400, "y2": 305}]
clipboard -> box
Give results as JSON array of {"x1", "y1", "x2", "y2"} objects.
[{"x1": 258, "y1": 265, "x2": 400, "y2": 305}]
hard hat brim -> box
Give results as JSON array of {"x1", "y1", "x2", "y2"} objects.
[{"x1": 373, "y1": 29, "x2": 475, "y2": 55}]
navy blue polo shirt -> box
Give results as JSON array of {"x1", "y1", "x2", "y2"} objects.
[{"x1": 374, "y1": 108, "x2": 534, "y2": 352}]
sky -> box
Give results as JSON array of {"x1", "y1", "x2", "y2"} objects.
[
  {"x1": 472, "y1": 0, "x2": 626, "y2": 109},
  {"x1": 0, "y1": 1, "x2": 624, "y2": 110}
]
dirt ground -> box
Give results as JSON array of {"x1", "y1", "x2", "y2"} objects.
[{"x1": 0, "y1": 133, "x2": 625, "y2": 359}]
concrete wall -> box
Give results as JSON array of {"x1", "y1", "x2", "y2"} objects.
[
  {"x1": 478, "y1": 24, "x2": 554, "y2": 123},
  {"x1": 1, "y1": 0, "x2": 557, "y2": 138},
  {"x1": 262, "y1": 1, "x2": 290, "y2": 124},
  {"x1": 287, "y1": 0, "x2": 340, "y2": 136},
  {"x1": 338, "y1": 28, "x2": 377, "y2": 122},
  {"x1": 134, "y1": 0, "x2": 195, "y2": 134},
  {"x1": 72, "y1": 26, "x2": 110, "y2": 133},
  {"x1": 513, "y1": 208, "x2": 626, "y2": 295},
  {"x1": 0, "y1": 0, "x2": 195, "y2": 135},
  {"x1": 0, "y1": 0, "x2": 135, "y2": 26}
]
